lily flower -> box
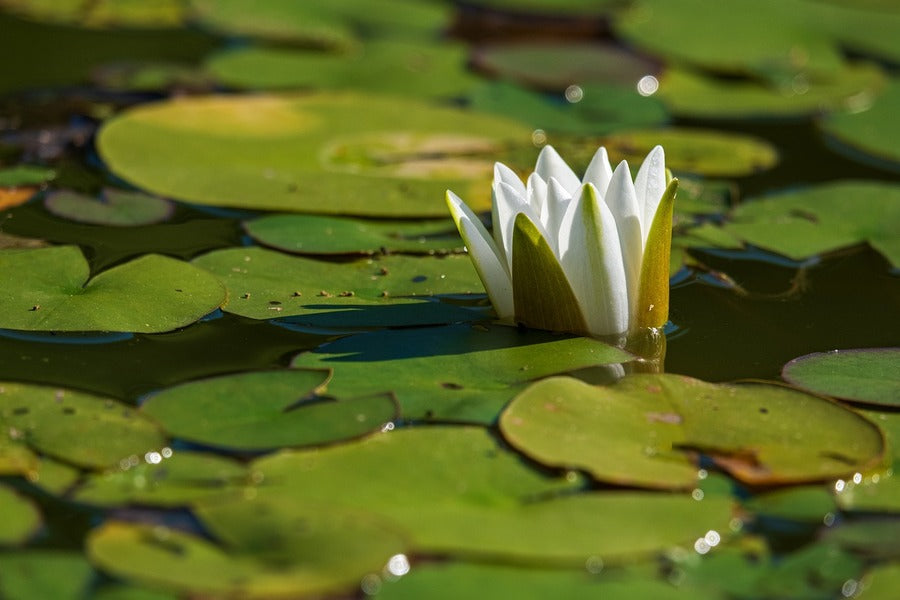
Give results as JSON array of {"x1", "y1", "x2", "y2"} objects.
[{"x1": 446, "y1": 145, "x2": 677, "y2": 337}]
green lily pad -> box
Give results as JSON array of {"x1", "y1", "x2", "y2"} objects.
[
  {"x1": 835, "y1": 410, "x2": 900, "y2": 513},
  {"x1": 93, "y1": 584, "x2": 178, "y2": 600},
  {"x1": 600, "y1": 128, "x2": 778, "y2": 177},
  {"x1": 206, "y1": 40, "x2": 479, "y2": 98},
  {"x1": 245, "y1": 214, "x2": 462, "y2": 255},
  {"x1": 1, "y1": 381, "x2": 167, "y2": 470},
  {"x1": 0, "y1": 245, "x2": 225, "y2": 332},
  {"x1": 660, "y1": 63, "x2": 886, "y2": 119},
  {"x1": 140, "y1": 369, "x2": 397, "y2": 451},
  {"x1": 820, "y1": 79, "x2": 900, "y2": 171},
  {"x1": 24, "y1": 456, "x2": 82, "y2": 496},
  {"x1": 471, "y1": 42, "x2": 659, "y2": 91},
  {"x1": 744, "y1": 486, "x2": 837, "y2": 523},
  {"x1": 192, "y1": 246, "x2": 485, "y2": 327},
  {"x1": 722, "y1": 181, "x2": 900, "y2": 267},
  {"x1": 783, "y1": 348, "x2": 900, "y2": 407},
  {"x1": 500, "y1": 374, "x2": 885, "y2": 488},
  {"x1": 0, "y1": 0, "x2": 186, "y2": 28},
  {"x1": 0, "y1": 165, "x2": 56, "y2": 187},
  {"x1": 824, "y1": 519, "x2": 900, "y2": 560},
  {"x1": 97, "y1": 93, "x2": 530, "y2": 217},
  {"x1": 44, "y1": 188, "x2": 174, "y2": 226},
  {"x1": 859, "y1": 563, "x2": 900, "y2": 600},
  {"x1": 0, "y1": 551, "x2": 94, "y2": 599},
  {"x1": 615, "y1": 0, "x2": 844, "y2": 78},
  {"x1": 290, "y1": 323, "x2": 632, "y2": 423},
  {"x1": 375, "y1": 562, "x2": 709, "y2": 600},
  {"x1": 87, "y1": 509, "x2": 406, "y2": 599},
  {"x1": 246, "y1": 426, "x2": 733, "y2": 564},
  {"x1": 72, "y1": 451, "x2": 246, "y2": 507},
  {"x1": 0, "y1": 485, "x2": 41, "y2": 544}
]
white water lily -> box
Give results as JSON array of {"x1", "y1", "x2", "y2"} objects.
[{"x1": 446, "y1": 145, "x2": 677, "y2": 337}]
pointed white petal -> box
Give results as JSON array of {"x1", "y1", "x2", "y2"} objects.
[
  {"x1": 494, "y1": 181, "x2": 540, "y2": 273},
  {"x1": 633, "y1": 145, "x2": 666, "y2": 244},
  {"x1": 535, "y1": 145, "x2": 581, "y2": 196},
  {"x1": 582, "y1": 146, "x2": 614, "y2": 195},
  {"x1": 494, "y1": 162, "x2": 526, "y2": 198},
  {"x1": 540, "y1": 177, "x2": 573, "y2": 255},
  {"x1": 604, "y1": 164, "x2": 643, "y2": 315},
  {"x1": 526, "y1": 172, "x2": 548, "y2": 217},
  {"x1": 446, "y1": 190, "x2": 514, "y2": 319},
  {"x1": 557, "y1": 184, "x2": 629, "y2": 336}
]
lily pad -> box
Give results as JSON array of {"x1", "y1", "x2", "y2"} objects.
[
  {"x1": 783, "y1": 348, "x2": 900, "y2": 407},
  {"x1": 824, "y1": 519, "x2": 900, "y2": 559},
  {"x1": 246, "y1": 426, "x2": 733, "y2": 564},
  {"x1": 87, "y1": 509, "x2": 407, "y2": 599},
  {"x1": 0, "y1": 0, "x2": 187, "y2": 28},
  {"x1": 0, "y1": 246, "x2": 225, "y2": 332},
  {"x1": 0, "y1": 485, "x2": 41, "y2": 544},
  {"x1": 72, "y1": 451, "x2": 247, "y2": 507},
  {"x1": 499, "y1": 374, "x2": 885, "y2": 488},
  {"x1": 140, "y1": 369, "x2": 397, "y2": 451},
  {"x1": 600, "y1": 128, "x2": 778, "y2": 177},
  {"x1": 44, "y1": 188, "x2": 174, "y2": 226},
  {"x1": 858, "y1": 563, "x2": 900, "y2": 600},
  {"x1": 0, "y1": 165, "x2": 56, "y2": 187},
  {"x1": 205, "y1": 40, "x2": 479, "y2": 98},
  {"x1": 722, "y1": 181, "x2": 900, "y2": 267},
  {"x1": 660, "y1": 63, "x2": 886, "y2": 119},
  {"x1": 0, "y1": 551, "x2": 94, "y2": 599},
  {"x1": 0, "y1": 381, "x2": 167, "y2": 470},
  {"x1": 743, "y1": 486, "x2": 837, "y2": 523},
  {"x1": 820, "y1": 79, "x2": 900, "y2": 171},
  {"x1": 97, "y1": 93, "x2": 531, "y2": 217},
  {"x1": 290, "y1": 323, "x2": 632, "y2": 423},
  {"x1": 471, "y1": 42, "x2": 659, "y2": 91},
  {"x1": 192, "y1": 246, "x2": 485, "y2": 327},
  {"x1": 835, "y1": 410, "x2": 900, "y2": 513},
  {"x1": 245, "y1": 213, "x2": 462, "y2": 255}
]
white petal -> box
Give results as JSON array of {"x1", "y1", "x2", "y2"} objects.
[
  {"x1": 493, "y1": 181, "x2": 539, "y2": 273},
  {"x1": 446, "y1": 190, "x2": 514, "y2": 319},
  {"x1": 604, "y1": 163, "x2": 643, "y2": 315},
  {"x1": 494, "y1": 162, "x2": 526, "y2": 198},
  {"x1": 582, "y1": 146, "x2": 614, "y2": 195},
  {"x1": 526, "y1": 172, "x2": 548, "y2": 217},
  {"x1": 535, "y1": 145, "x2": 581, "y2": 196},
  {"x1": 633, "y1": 145, "x2": 666, "y2": 244},
  {"x1": 540, "y1": 177, "x2": 572, "y2": 254},
  {"x1": 557, "y1": 184, "x2": 629, "y2": 336}
]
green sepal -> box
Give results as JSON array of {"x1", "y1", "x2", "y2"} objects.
[
  {"x1": 635, "y1": 178, "x2": 678, "y2": 329},
  {"x1": 511, "y1": 213, "x2": 587, "y2": 334}
]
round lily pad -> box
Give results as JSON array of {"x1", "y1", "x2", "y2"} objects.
[
  {"x1": 72, "y1": 451, "x2": 247, "y2": 507},
  {"x1": 290, "y1": 323, "x2": 632, "y2": 423},
  {"x1": 44, "y1": 188, "x2": 174, "y2": 226},
  {"x1": 820, "y1": 79, "x2": 900, "y2": 171},
  {"x1": 206, "y1": 41, "x2": 479, "y2": 98},
  {"x1": 600, "y1": 128, "x2": 778, "y2": 177},
  {"x1": 782, "y1": 348, "x2": 900, "y2": 407},
  {"x1": 247, "y1": 426, "x2": 733, "y2": 564},
  {"x1": 97, "y1": 93, "x2": 530, "y2": 217},
  {"x1": 471, "y1": 42, "x2": 659, "y2": 91},
  {"x1": 722, "y1": 181, "x2": 900, "y2": 268},
  {"x1": 1, "y1": 381, "x2": 167, "y2": 470},
  {"x1": 0, "y1": 0, "x2": 187, "y2": 28},
  {"x1": 835, "y1": 410, "x2": 900, "y2": 513},
  {"x1": 140, "y1": 369, "x2": 397, "y2": 451},
  {"x1": 0, "y1": 165, "x2": 56, "y2": 187},
  {"x1": 659, "y1": 64, "x2": 886, "y2": 119},
  {"x1": 743, "y1": 486, "x2": 838, "y2": 523},
  {"x1": 499, "y1": 374, "x2": 885, "y2": 488},
  {"x1": 0, "y1": 485, "x2": 41, "y2": 544},
  {"x1": 0, "y1": 551, "x2": 94, "y2": 599},
  {"x1": 0, "y1": 246, "x2": 226, "y2": 332},
  {"x1": 87, "y1": 509, "x2": 407, "y2": 599},
  {"x1": 244, "y1": 214, "x2": 462, "y2": 255},
  {"x1": 191, "y1": 246, "x2": 485, "y2": 328}
]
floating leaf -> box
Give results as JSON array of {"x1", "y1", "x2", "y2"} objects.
[
  {"x1": 0, "y1": 246, "x2": 225, "y2": 332},
  {"x1": 824, "y1": 519, "x2": 900, "y2": 560},
  {"x1": 743, "y1": 486, "x2": 837, "y2": 523},
  {"x1": 87, "y1": 510, "x2": 406, "y2": 599},
  {"x1": 0, "y1": 381, "x2": 166, "y2": 470},
  {"x1": 245, "y1": 213, "x2": 461, "y2": 255},
  {"x1": 858, "y1": 563, "x2": 900, "y2": 600},
  {"x1": 0, "y1": 0, "x2": 187, "y2": 28},
  {"x1": 206, "y1": 40, "x2": 478, "y2": 98},
  {"x1": 291, "y1": 323, "x2": 631, "y2": 423},
  {"x1": 820, "y1": 79, "x2": 900, "y2": 171},
  {"x1": 140, "y1": 369, "x2": 397, "y2": 451},
  {"x1": 783, "y1": 348, "x2": 900, "y2": 408},
  {"x1": 0, "y1": 165, "x2": 56, "y2": 187},
  {"x1": 246, "y1": 426, "x2": 732, "y2": 564},
  {"x1": 98, "y1": 93, "x2": 530, "y2": 217},
  {"x1": 192, "y1": 246, "x2": 485, "y2": 328},
  {"x1": 72, "y1": 451, "x2": 246, "y2": 507},
  {"x1": 500, "y1": 374, "x2": 885, "y2": 488},
  {"x1": 0, "y1": 551, "x2": 94, "y2": 599},
  {"x1": 722, "y1": 181, "x2": 900, "y2": 267},
  {"x1": 0, "y1": 485, "x2": 41, "y2": 544},
  {"x1": 835, "y1": 410, "x2": 900, "y2": 513},
  {"x1": 44, "y1": 188, "x2": 174, "y2": 226}
]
